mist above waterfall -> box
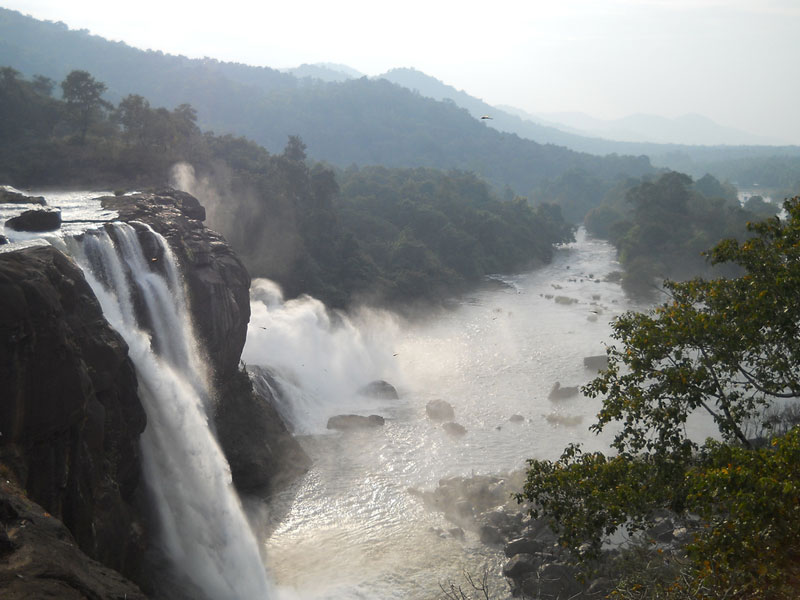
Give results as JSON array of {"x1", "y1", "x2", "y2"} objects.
[{"x1": 243, "y1": 278, "x2": 402, "y2": 434}]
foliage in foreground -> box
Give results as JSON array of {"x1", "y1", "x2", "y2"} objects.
[{"x1": 518, "y1": 198, "x2": 800, "y2": 598}]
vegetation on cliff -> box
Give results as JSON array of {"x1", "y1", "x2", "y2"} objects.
[{"x1": 518, "y1": 198, "x2": 800, "y2": 598}]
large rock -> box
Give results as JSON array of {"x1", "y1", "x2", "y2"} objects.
[
  {"x1": 502, "y1": 553, "x2": 539, "y2": 578},
  {"x1": 0, "y1": 187, "x2": 46, "y2": 205},
  {"x1": 442, "y1": 422, "x2": 467, "y2": 436},
  {"x1": 359, "y1": 379, "x2": 399, "y2": 399},
  {"x1": 583, "y1": 355, "x2": 609, "y2": 371},
  {"x1": 426, "y1": 399, "x2": 455, "y2": 421},
  {"x1": 0, "y1": 245, "x2": 147, "y2": 579},
  {"x1": 5, "y1": 207, "x2": 61, "y2": 232},
  {"x1": 215, "y1": 369, "x2": 310, "y2": 494},
  {"x1": 327, "y1": 414, "x2": 386, "y2": 430},
  {"x1": 0, "y1": 479, "x2": 146, "y2": 599},
  {"x1": 548, "y1": 381, "x2": 580, "y2": 399}
]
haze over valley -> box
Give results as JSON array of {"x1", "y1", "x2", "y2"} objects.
[{"x1": 2, "y1": 2, "x2": 800, "y2": 599}]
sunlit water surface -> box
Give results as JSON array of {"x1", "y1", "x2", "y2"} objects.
[{"x1": 250, "y1": 230, "x2": 714, "y2": 600}]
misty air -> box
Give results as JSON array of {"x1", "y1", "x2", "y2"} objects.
[{"x1": 1, "y1": 2, "x2": 799, "y2": 599}]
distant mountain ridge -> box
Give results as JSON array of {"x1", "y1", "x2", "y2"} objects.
[
  {"x1": 516, "y1": 109, "x2": 778, "y2": 146},
  {"x1": 0, "y1": 7, "x2": 654, "y2": 196},
  {"x1": 1, "y1": 7, "x2": 798, "y2": 191},
  {"x1": 284, "y1": 62, "x2": 364, "y2": 82}
]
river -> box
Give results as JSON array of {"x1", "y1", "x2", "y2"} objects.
[{"x1": 243, "y1": 229, "x2": 655, "y2": 599}]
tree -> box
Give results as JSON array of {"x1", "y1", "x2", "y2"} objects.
[
  {"x1": 115, "y1": 94, "x2": 151, "y2": 144},
  {"x1": 60, "y1": 70, "x2": 112, "y2": 143},
  {"x1": 518, "y1": 198, "x2": 800, "y2": 596}
]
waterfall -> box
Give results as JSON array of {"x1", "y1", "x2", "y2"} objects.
[
  {"x1": 67, "y1": 223, "x2": 273, "y2": 600},
  {"x1": 242, "y1": 278, "x2": 400, "y2": 434}
]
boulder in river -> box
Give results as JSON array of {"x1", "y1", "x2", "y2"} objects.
[
  {"x1": 442, "y1": 422, "x2": 467, "y2": 436},
  {"x1": 426, "y1": 399, "x2": 455, "y2": 421},
  {"x1": 5, "y1": 207, "x2": 61, "y2": 232},
  {"x1": 0, "y1": 187, "x2": 46, "y2": 205},
  {"x1": 358, "y1": 379, "x2": 399, "y2": 399},
  {"x1": 327, "y1": 414, "x2": 385, "y2": 430},
  {"x1": 548, "y1": 381, "x2": 580, "y2": 400},
  {"x1": 508, "y1": 414, "x2": 525, "y2": 423},
  {"x1": 583, "y1": 354, "x2": 609, "y2": 371}
]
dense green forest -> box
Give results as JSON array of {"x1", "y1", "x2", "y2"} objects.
[
  {"x1": 0, "y1": 7, "x2": 654, "y2": 196},
  {"x1": 3, "y1": 8, "x2": 799, "y2": 197},
  {"x1": 576, "y1": 170, "x2": 782, "y2": 294},
  {"x1": 0, "y1": 67, "x2": 573, "y2": 308}
]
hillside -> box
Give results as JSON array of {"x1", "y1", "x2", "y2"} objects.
[
  {"x1": 0, "y1": 7, "x2": 653, "y2": 197},
  {"x1": 378, "y1": 67, "x2": 800, "y2": 190}
]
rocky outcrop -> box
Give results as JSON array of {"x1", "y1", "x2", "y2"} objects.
[
  {"x1": 101, "y1": 189, "x2": 245, "y2": 382},
  {"x1": 0, "y1": 187, "x2": 46, "y2": 205},
  {"x1": 215, "y1": 369, "x2": 311, "y2": 494},
  {"x1": 0, "y1": 479, "x2": 146, "y2": 600},
  {"x1": 5, "y1": 207, "x2": 62, "y2": 231},
  {"x1": 327, "y1": 414, "x2": 386, "y2": 430},
  {"x1": 101, "y1": 189, "x2": 308, "y2": 495},
  {"x1": 0, "y1": 245, "x2": 147, "y2": 584}
]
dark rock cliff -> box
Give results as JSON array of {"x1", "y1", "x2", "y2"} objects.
[
  {"x1": 0, "y1": 478, "x2": 147, "y2": 599},
  {"x1": 0, "y1": 245, "x2": 148, "y2": 585},
  {"x1": 0, "y1": 188, "x2": 309, "y2": 596},
  {"x1": 101, "y1": 189, "x2": 310, "y2": 493}
]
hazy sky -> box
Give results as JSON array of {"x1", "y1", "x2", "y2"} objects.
[{"x1": 4, "y1": 0, "x2": 800, "y2": 144}]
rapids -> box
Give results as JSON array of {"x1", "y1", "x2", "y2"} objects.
[{"x1": 244, "y1": 230, "x2": 664, "y2": 599}]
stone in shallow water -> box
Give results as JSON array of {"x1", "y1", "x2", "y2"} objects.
[
  {"x1": 6, "y1": 207, "x2": 62, "y2": 232},
  {"x1": 442, "y1": 421, "x2": 467, "y2": 436},
  {"x1": 426, "y1": 399, "x2": 455, "y2": 421},
  {"x1": 327, "y1": 414, "x2": 385, "y2": 430},
  {"x1": 358, "y1": 379, "x2": 399, "y2": 399}
]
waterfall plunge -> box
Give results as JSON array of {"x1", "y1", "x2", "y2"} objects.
[{"x1": 68, "y1": 223, "x2": 273, "y2": 600}]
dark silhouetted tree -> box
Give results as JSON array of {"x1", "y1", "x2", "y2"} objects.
[{"x1": 60, "y1": 70, "x2": 112, "y2": 143}]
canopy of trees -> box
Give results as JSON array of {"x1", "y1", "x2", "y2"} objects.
[
  {"x1": 583, "y1": 171, "x2": 779, "y2": 295},
  {"x1": 518, "y1": 199, "x2": 800, "y2": 598},
  {"x1": 0, "y1": 68, "x2": 573, "y2": 308}
]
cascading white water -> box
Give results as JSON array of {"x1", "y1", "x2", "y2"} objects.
[
  {"x1": 242, "y1": 231, "x2": 659, "y2": 599},
  {"x1": 67, "y1": 223, "x2": 273, "y2": 600},
  {"x1": 243, "y1": 278, "x2": 401, "y2": 434}
]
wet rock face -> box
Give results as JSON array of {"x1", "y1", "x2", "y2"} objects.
[
  {"x1": 0, "y1": 479, "x2": 146, "y2": 600},
  {"x1": 102, "y1": 189, "x2": 246, "y2": 383},
  {"x1": 0, "y1": 245, "x2": 147, "y2": 579},
  {"x1": 215, "y1": 369, "x2": 311, "y2": 495},
  {"x1": 102, "y1": 189, "x2": 308, "y2": 496}
]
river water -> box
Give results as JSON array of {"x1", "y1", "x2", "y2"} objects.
[
  {"x1": 0, "y1": 189, "x2": 687, "y2": 599},
  {"x1": 243, "y1": 230, "x2": 658, "y2": 600}
]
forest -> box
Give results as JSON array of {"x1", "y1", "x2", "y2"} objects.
[
  {"x1": 0, "y1": 67, "x2": 573, "y2": 308},
  {"x1": 2, "y1": 13, "x2": 800, "y2": 598}
]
